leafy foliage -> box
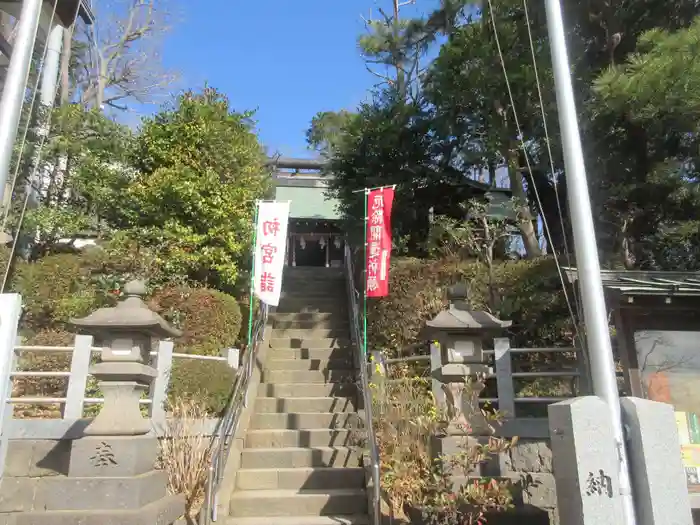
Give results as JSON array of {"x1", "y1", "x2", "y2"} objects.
[
  {"x1": 127, "y1": 87, "x2": 270, "y2": 289},
  {"x1": 149, "y1": 286, "x2": 242, "y2": 356},
  {"x1": 17, "y1": 105, "x2": 135, "y2": 256},
  {"x1": 167, "y1": 359, "x2": 238, "y2": 416},
  {"x1": 367, "y1": 256, "x2": 574, "y2": 359}
]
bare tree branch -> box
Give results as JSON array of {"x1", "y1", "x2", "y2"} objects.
[{"x1": 72, "y1": 0, "x2": 180, "y2": 112}]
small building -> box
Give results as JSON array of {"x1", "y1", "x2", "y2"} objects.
[{"x1": 268, "y1": 156, "x2": 515, "y2": 268}]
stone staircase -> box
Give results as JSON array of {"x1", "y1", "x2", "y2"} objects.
[{"x1": 227, "y1": 267, "x2": 369, "y2": 525}]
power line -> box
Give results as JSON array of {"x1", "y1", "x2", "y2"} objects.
[{"x1": 485, "y1": 0, "x2": 581, "y2": 345}]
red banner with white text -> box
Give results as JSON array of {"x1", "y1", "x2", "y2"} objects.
[{"x1": 365, "y1": 187, "x2": 395, "y2": 298}]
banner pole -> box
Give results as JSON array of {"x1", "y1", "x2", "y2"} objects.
[
  {"x1": 363, "y1": 189, "x2": 369, "y2": 358},
  {"x1": 247, "y1": 202, "x2": 260, "y2": 351}
]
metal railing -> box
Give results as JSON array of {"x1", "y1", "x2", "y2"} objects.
[
  {"x1": 344, "y1": 243, "x2": 381, "y2": 525},
  {"x1": 200, "y1": 300, "x2": 269, "y2": 524}
]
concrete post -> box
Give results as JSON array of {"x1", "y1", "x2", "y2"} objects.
[
  {"x1": 621, "y1": 397, "x2": 693, "y2": 525},
  {"x1": 548, "y1": 397, "x2": 625, "y2": 525}
]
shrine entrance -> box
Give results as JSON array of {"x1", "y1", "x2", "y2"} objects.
[
  {"x1": 286, "y1": 229, "x2": 345, "y2": 268},
  {"x1": 269, "y1": 157, "x2": 345, "y2": 268}
]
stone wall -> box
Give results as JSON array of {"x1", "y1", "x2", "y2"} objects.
[
  {"x1": 433, "y1": 436, "x2": 558, "y2": 525},
  {"x1": 0, "y1": 440, "x2": 71, "y2": 516}
]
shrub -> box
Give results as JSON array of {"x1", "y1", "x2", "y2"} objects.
[
  {"x1": 369, "y1": 365, "x2": 516, "y2": 524},
  {"x1": 12, "y1": 330, "x2": 76, "y2": 419},
  {"x1": 12, "y1": 253, "x2": 95, "y2": 332},
  {"x1": 167, "y1": 359, "x2": 237, "y2": 416},
  {"x1": 159, "y1": 398, "x2": 216, "y2": 520},
  {"x1": 150, "y1": 286, "x2": 242, "y2": 356},
  {"x1": 368, "y1": 257, "x2": 574, "y2": 358}
]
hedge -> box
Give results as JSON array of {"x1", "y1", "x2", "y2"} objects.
[
  {"x1": 9, "y1": 248, "x2": 243, "y2": 416},
  {"x1": 368, "y1": 256, "x2": 575, "y2": 358},
  {"x1": 149, "y1": 286, "x2": 242, "y2": 356},
  {"x1": 167, "y1": 359, "x2": 238, "y2": 416}
]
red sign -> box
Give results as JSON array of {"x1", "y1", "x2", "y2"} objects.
[{"x1": 365, "y1": 187, "x2": 394, "y2": 298}]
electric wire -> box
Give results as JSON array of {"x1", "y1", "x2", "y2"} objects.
[
  {"x1": 520, "y1": 0, "x2": 586, "y2": 342},
  {"x1": 1, "y1": 0, "x2": 80, "y2": 293},
  {"x1": 521, "y1": 0, "x2": 574, "y2": 268},
  {"x1": 1, "y1": 3, "x2": 60, "y2": 230},
  {"x1": 485, "y1": 0, "x2": 581, "y2": 344}
]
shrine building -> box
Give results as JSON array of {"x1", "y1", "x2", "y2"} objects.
[{"x1": 268, "y1": 156, "x2": 516, "y2": 268}]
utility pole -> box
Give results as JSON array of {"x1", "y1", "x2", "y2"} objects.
[
  {"x1": 0, "y1": 0, "x2": 43, "y2": 219},
  {"x1": 25, "y1": 23, "x2": 62, "y2": 210},
  {"x1": 544, "y1": 1, "x2": 637, "y2": 525}
]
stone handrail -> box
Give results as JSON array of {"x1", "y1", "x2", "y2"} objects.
[{"x1": 8, "y1": 336, "x2": 239, "y2": 421}]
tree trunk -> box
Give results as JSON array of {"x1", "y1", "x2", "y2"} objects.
[{"x1": 507, "y1": 148, "x2": 542, "y2": 258}]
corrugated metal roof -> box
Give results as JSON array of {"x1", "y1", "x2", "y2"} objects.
[{"x1": 564, "y1": 267, "x2": 700, "y2": 296}]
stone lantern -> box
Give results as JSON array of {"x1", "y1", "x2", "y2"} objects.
[
  {"x1": 421, "y1": 283, "x2": 511, "y2": 435},
  {"x1": 70, "y1": 279, "x2": 182, "y2": 436},
  {"x1": 10, "y1": 280, "x2": 188, "y2": 525}
]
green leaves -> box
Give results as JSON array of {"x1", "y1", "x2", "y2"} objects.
[{"x1": 126, "y1": 87, "x2": 269, "y2": 290}]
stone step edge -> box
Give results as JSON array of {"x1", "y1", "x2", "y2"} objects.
[
  {"x1": 230, "y1": 488, "x2": 366, "y2": 499},
  {"x1": 241, "y1": 446, "x2": 359, "y2": 453},
  {"x1": 222, "y1": 516, "x2": 369, "y2": 525}
]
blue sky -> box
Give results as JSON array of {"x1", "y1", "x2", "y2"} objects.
[{"x1": 154, "y1": 0, "x2": 439, "y2": 159}]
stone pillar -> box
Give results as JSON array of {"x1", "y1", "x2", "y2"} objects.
[{"x1": 9, "y1": 280, "x2": 186, "y2": 525}]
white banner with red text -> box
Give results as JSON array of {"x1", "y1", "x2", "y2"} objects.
[{"x1": 253, "y1": 201, "x2": 290, "y2": 306}]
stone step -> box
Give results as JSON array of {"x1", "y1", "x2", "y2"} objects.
[
  {"x1": 272, "y1": 328, "x2": 349, "y2": 339},
  {"x1": 268, "y1": 347, "x2": 355, "y2": 361},
  {"x1": 275, "y1": 299, "x2": 347, "y2": 314},
  {"x1": 245, "y1": 429, "x2": 355, "y2": 448},
  {"x1": 270, "y1": 338, "x2": 351, "y2": 349},
  {"x1": 255, "y1": 397, "x2": 356, "y2": 414},
  {"x1": 250, "y1": 412, "x2": 359, "y2": 430},
  {"x1": 265, "y1": 358, "x2": 353, "y2": 371},
  {"x1": 240, "y1": 447, "x2": 362, "y2": 469},
  {"x1": 270, "y1": 312, "x2": 338, "y2": 322},
  {"x1": 236, "y1": 466, "x2": 365, "y2": 491},
  {"x1": 272, "y1": 319, "x2": 349, "y2": 330},
  {"x1": 229, "y1": 488, "x2": 366, "y2": 517},
  {"x1": 224, "y1": 516, "x2": 369, "y2": 525},
  {"x1": 275, "y1": 306, "x2": 348, "y2": 314},
  {"x1": 258, "y1": 382, "x2": 356, "y2": 398},
  {"x1": 280, "y1": 281, "x2": 347, "y2": 294},
  {"x1": 261, "y1": 369, "x2": 354, "y2": 384}
]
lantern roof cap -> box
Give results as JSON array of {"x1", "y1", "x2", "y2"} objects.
[{"x1": 422, "y1": 283, "x2": 511, "y2": 336}]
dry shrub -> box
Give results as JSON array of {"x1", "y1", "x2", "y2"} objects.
[
  {"x1": 371, "y1": 365, "x2": 516, "y2": 525},
  {"x1": 371, "y1": 371, "x2": 446, "y2": 517},
  {"x1": 159, "y1": 398, "x2": 217, "y2": 520}
]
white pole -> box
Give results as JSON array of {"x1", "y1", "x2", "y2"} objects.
[
  {"x1": 40, "y1": 23, "x2": 63, "y2": 107},
  {"x1": 544, "y1": 1, "x2": 637, "y2": 525},
  {"x1": 0, "y1": 0, "x2": 43, "y2": 208}
]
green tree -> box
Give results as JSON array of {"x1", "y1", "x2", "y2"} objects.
[
  {"x1": 306, "y1": 110, "x2": 357, "y2": 157},
  {"x1": 590, "y1": 18, "x2": 700, "y2": 269},
  {"x1": 17, "y1": 105, "x2": 135, "y2": 257},
  {"x1": 325, "y1": 92, "x2": 448, "y2": 252},
  {"x1": 128, "y1": 86, "x2": 269, "y2": 290},
  {"x1": 421, "y1": 0, "x2": 554, "y2": 258}
]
